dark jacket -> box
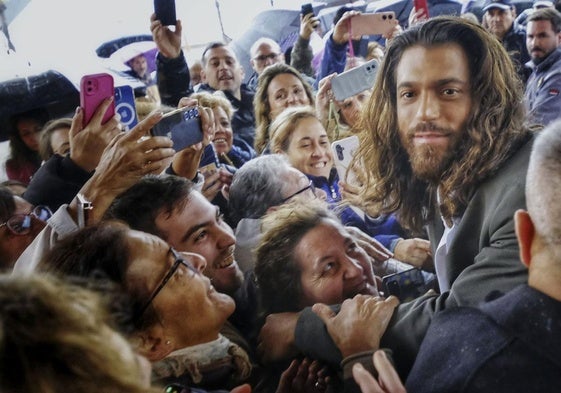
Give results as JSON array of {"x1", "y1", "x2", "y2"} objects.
[
  {"x1": 406, "y1": 285, "x2": 561, "y2": 392},
  {"x1": 525, "y1": 48, "x2": 561, "y2": 126},
  {"x1": 502, "y1": 23, "x2": 531, "y2": 83}
]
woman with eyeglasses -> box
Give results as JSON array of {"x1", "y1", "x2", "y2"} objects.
[
  {"x1": 39, "y1": 221, "x2": 328, "y2": 393},
  {"x1": 269, "y1": 106, "x2": 409, "y2": 255},
  {"x1": 0, "y1": 186, "x2": 52, "y2": 270}
]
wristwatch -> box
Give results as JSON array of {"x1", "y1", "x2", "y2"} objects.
[{"x1": 76, "y1": 193, "x2": 93, "y2": 229}]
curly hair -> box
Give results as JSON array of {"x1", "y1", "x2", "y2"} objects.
[
  {"x1": 253, "y1": 63, "x2": 315, "y2": 154},
  {"x1": 0, "y1": 273, "x2": 159, "y2": 393},
  {"x1": 255, "y1": 201, "x2": 336, "y2": 314},
  {"x1": 356, "y1": 16, "x2": 533, "y2": 233}
]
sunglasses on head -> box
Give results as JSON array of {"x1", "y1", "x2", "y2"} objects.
[{"x1": 0, "y1": 205, "x2": 52, "y2": 235}]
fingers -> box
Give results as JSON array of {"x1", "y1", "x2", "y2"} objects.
[
  {"x1": 311, "y1": 303, "x2": 336, "y2": 323},
  {"x1": 373, "y1": 350, "x2": 406, "y2": 393},
  {"x1": 352, "y1": 363, "x2": 385, "y2": 393},
  {"x1": 230, "y1": 384, "x2": 252, "y2": 393},
  {"x1": 124, "y1": 110, "x2": 164, "y2": 141},
  {"x1": 178, "y1": 97, "x2": 198, "y2": 108},
  {"x1": 89, "y1": 96, "x2": 114, "y2": 126},
  {"x1": 70, "y1": 106, "x2": 84, "y2": 137}
]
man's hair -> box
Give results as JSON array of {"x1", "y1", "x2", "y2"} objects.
[
  {"x1": 104, "y1": 174, "x2": 195, "y2": 239},
  {"x1": 255, "y1": 201, "x2": 337, "y2": 314},
  {"x1": 39, "y1": 118, "x2": 71, "y2": 161},
  {"x1": 356, "y1": 16, "x2": 532, "y2": 233},
  {"x1": 527, "y1": 7, "x2": 561, "y2": 32},
  {"x1": 250, "y1": 37, "x2": 281, "y2": 58},
  {"x1": 526, "y1": 119, "x2": 561, "y2": 248},
  {"x1": 253, "y1": 63, "x2": 315, "y2": 154},
  {"x1": 201, "y1": 41, "x2": 229, "y2": 66},
  {"x1": 228, "y1": 154, "x2": 293, "y2": 226},
  {"x1": 269, "y1": 106, "x2": 318, "y2": 154}
]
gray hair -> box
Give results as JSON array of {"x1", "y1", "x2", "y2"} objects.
[
  {"x1": 228, "y1": 154, "x2": 293, "y2": 226},
  {"x1": 526, "y1": 120, "x2": 561, "y2": 247}
]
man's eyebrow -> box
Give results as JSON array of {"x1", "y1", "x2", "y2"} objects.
[{"x1": 397, "y1": 78, "x2": 468, "y2": 89}]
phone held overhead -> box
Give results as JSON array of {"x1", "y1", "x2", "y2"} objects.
[
  {"x1": 80, "y1": 73, "x2": 115, "y2": 127},
  {"x1": 151, "y1": 106, "x2": 204, "y2": 151}
]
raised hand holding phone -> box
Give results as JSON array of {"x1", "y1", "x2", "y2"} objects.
[
  {"x1": 80, "y1": 73, "x2": 115, "y2": 127},
  {"x1": 413, "y1": 0, "x2": 430, "y2": 23}
]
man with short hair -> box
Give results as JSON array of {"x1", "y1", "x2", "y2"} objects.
[
  {"x1": 483, "y1": 0, "x2": 531, "y2": 81},
  {"x1": 259, "y1": 16, "x2": 537, "y2": 378},
  {"x1": 524, "y1": 8, "x2": 561, "y2": 125},
  {"x1": 106, "y1": 174, "x2": 244, "y2": 297},
  {"x1": 247, "y1": 37, "x2": 285, "y2": 91},
  {"x1": 151, "y1": 16, "x2": 256, "y2": 147}
]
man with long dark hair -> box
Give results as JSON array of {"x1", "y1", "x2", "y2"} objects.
[{"x1": 258, "y1": 16, "x2": 539, "y2": 380}]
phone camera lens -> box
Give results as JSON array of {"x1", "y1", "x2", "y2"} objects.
[
  {"x1": 389, "y1": 14, "x2": 393, "y2": 19},
  {"x1": 383, "y1": 15, "x2": 387, "y2": 19}
]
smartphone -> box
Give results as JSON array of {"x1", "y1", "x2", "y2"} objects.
[
  {"x1": 301, "y1": 3, "x2": 314, "y2": 17},
  {"x1": 350, "y1": 12, "x2": 399, "y2": 36},
  {"x1": 114, "y1": 85, "x2": 138, "y2": 131},
  {"x1": 151, "y1": 106, "x2": 203, "y2": 151},
  {"x1": 154, "y1": 0, "x2": 176, "y2": 26},
  {"x1": 413, "y1": 0, "x2": 430, "y2": 20},
  {"x1": 382, "y1": 268, "x2": 427, "y2": 302},
  {"x1": 80, "y1": 73, "x2": 115, "y2": 127},
  {"x1": 331, "y1": 58, "x2": 379, "y2": 101},
  {"x1": 331, "y1": 135, "x2": 360, "y2": 184}
]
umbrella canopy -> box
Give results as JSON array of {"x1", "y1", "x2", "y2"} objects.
[{"x1": 108, "y1": 41, "x2": 158, "y2": 74}]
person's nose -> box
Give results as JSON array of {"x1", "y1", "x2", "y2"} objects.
[
  {"x1": 286, "y1": 92, "x2": 298, "y2": 106},
  {"x1": 181, "y1": 252, "x2": 208, "y2": 273},
  {"x1": 417, "y1": 92, "x2": 439, "y2": 121},
  {"x1": 217, "y1": 223, "x2": 236, "y2": 250}
]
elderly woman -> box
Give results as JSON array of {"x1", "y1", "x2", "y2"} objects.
[
  {"x1": 270, "y1": 106, "x2": 432, "y2": 267},
  {"x1": 38, "y1": 222, "x2": 253, "y2": 392},
  {"x1": 255, "y1": 201, "x2": 379, "y2": 315},
  {"x1": 0, "y1": 273, "x2": 155, "y2": 393},
  {"x1": 253, "y1": 63, "x2": 315, "y2": 154}
]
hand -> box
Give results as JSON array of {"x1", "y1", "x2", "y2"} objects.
[
  {"x1": 231, "y1": 384, "x2": 252, "y2": 393},
  {"x1": 69, "y1": 111, "x2": 175, "y2": 225},
  {"x1": 300, "y1": 12, "x2": 320, "y2": 40},
  {"x1": 201, "y1": 168, "x2": 232, "y2": 201},
  {"x1": 70, "y1": 98, "x2": 122, "y2": 172},
  {"x1": 276, "y1": 358, "x2": 331, "y2": 393},
  {"x1": 352, "y1": 351, "x2": 406, "y2": 393},
  {"x1": 316, "y1": 73, "x2": 337, "y2": 124},
  {"x1": 408, "y1": 7, "x2": 427, "y2": 28},
  {"x1": 393, "y1": 238, "x2": 432, "y2": 268},
  {"x1": 257, "y1": 312, "x2": 300, "y2": 363},
  {"x1": 345, "y1": 226, "x2": 393, "y2": 264},
  {"x1": 333, "y1": 10, "x2": 361, "y2": 44},
  {"x1": 382, "y1": 24, "x2": 403, "y2": 45},
  {"x1": 150, "y1": 13, "x2": 182, "y2": 59},
  {"x1": 312, "y1": 295, "x2": 399, "y2": 358}
]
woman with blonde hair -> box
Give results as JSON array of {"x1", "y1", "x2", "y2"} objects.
[{"x1": 0, "y1": 273, "x2": 156, "y2": 393}]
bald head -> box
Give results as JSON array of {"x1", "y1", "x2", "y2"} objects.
[{"x1": 526, "y1": 120, "x2": 561, "y2": 247}]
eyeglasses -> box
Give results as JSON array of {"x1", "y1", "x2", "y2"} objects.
[
  {"x1": 137, "y1": 248, "x2": 199, "y2": 318},
  {"x1": 253, "y1": 53, "x2": 280, "y2": 62},
  {"x1": 0, "y1": 205, "x2": 52, "y2": 235},
  {"x1": 280, "y1": 181, "x2": 316, "y2": 204}
]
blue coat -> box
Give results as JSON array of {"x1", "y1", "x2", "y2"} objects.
[
  {"x1": 525, "y1": 48, "x2": 561, "y2": 126},
  {"x1": 307, "y1": 168, "x2": 404, "y2": 250}
]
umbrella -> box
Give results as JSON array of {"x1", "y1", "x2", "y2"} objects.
[
  {"x1": 108, "y1": 41, "x2": 158, "y2": 74},
  {"x1": 0, "y1": 70, "x2": 78, "y2": 142}
]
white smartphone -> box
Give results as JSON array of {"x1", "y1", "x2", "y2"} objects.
[
  {"x1": 331, "y1": 59, "x2": 379, "y2": 102},
  {"x1": 331, "y1": 135, "x2": 360, "y2": 184}
]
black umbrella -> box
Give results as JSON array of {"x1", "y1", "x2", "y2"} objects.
[
  {"x1": 95, "y1": 34, "x2": 154, "y2": 59},
  {"x1": 0, "y1": 70, "x2": 79, "y2": 142}
]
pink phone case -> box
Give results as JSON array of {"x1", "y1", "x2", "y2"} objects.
[
  {"x1": 350, "y1": 12, "x2": 399, "y2": 36},
  {"x1": 80, "y1": 73, "x2": 115, "y2": 127},
  {"x1": 414, "y1": 0, "x2": 430, "y2": 20}
]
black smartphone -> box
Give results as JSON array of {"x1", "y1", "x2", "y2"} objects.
[
  {"x1": 154, "y1": 0, "x2": 176, "y2": 26},
  {"x1": 301, "y1": 3, "x2": 314, "y2": 16},
  {"x1": 382, "y1": 268, "x2": 427, "y2": 303},
  {"x1": 151, "y1": 106, "x2": 203, "y2": 151}
]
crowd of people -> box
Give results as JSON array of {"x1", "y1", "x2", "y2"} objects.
[{"x1": 2, "y1": 1, "x2": 561, "y2": 392}]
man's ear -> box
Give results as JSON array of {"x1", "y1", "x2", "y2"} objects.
[
  {"x1": 515, "y1": 209, "x2": 534, "y2": 268},
  {"x1": 200, "y1": 68, "x2": 208, "y2": 83},
  {"x1": 131, "y1": 324, "x2": 174, "y2": 362}
]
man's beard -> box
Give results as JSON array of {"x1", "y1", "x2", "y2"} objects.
[{"x1": 400, "y1": 123, "x2": 462, "y2": 184}]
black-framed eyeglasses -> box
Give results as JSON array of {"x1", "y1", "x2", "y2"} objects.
[
  {"x1": 137, "y1": 248, "x2": 199, "y2": 318},
  {"x1": 254, "y1": 53, "x2": 279, "y2": 62},
  {"x1": 0, "y1": 205, "x2": 52, "y2": 236},
  {"x1": 280, "y1": 181, "x2": 316, "y2": 204}
]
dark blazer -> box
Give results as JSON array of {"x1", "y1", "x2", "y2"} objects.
[
  {"x1": 406, "y1": 285, "x2": 561, "y2": 392},
  {"x1": 294, "y1": 134, "x2": 534, "y2": 378}
]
